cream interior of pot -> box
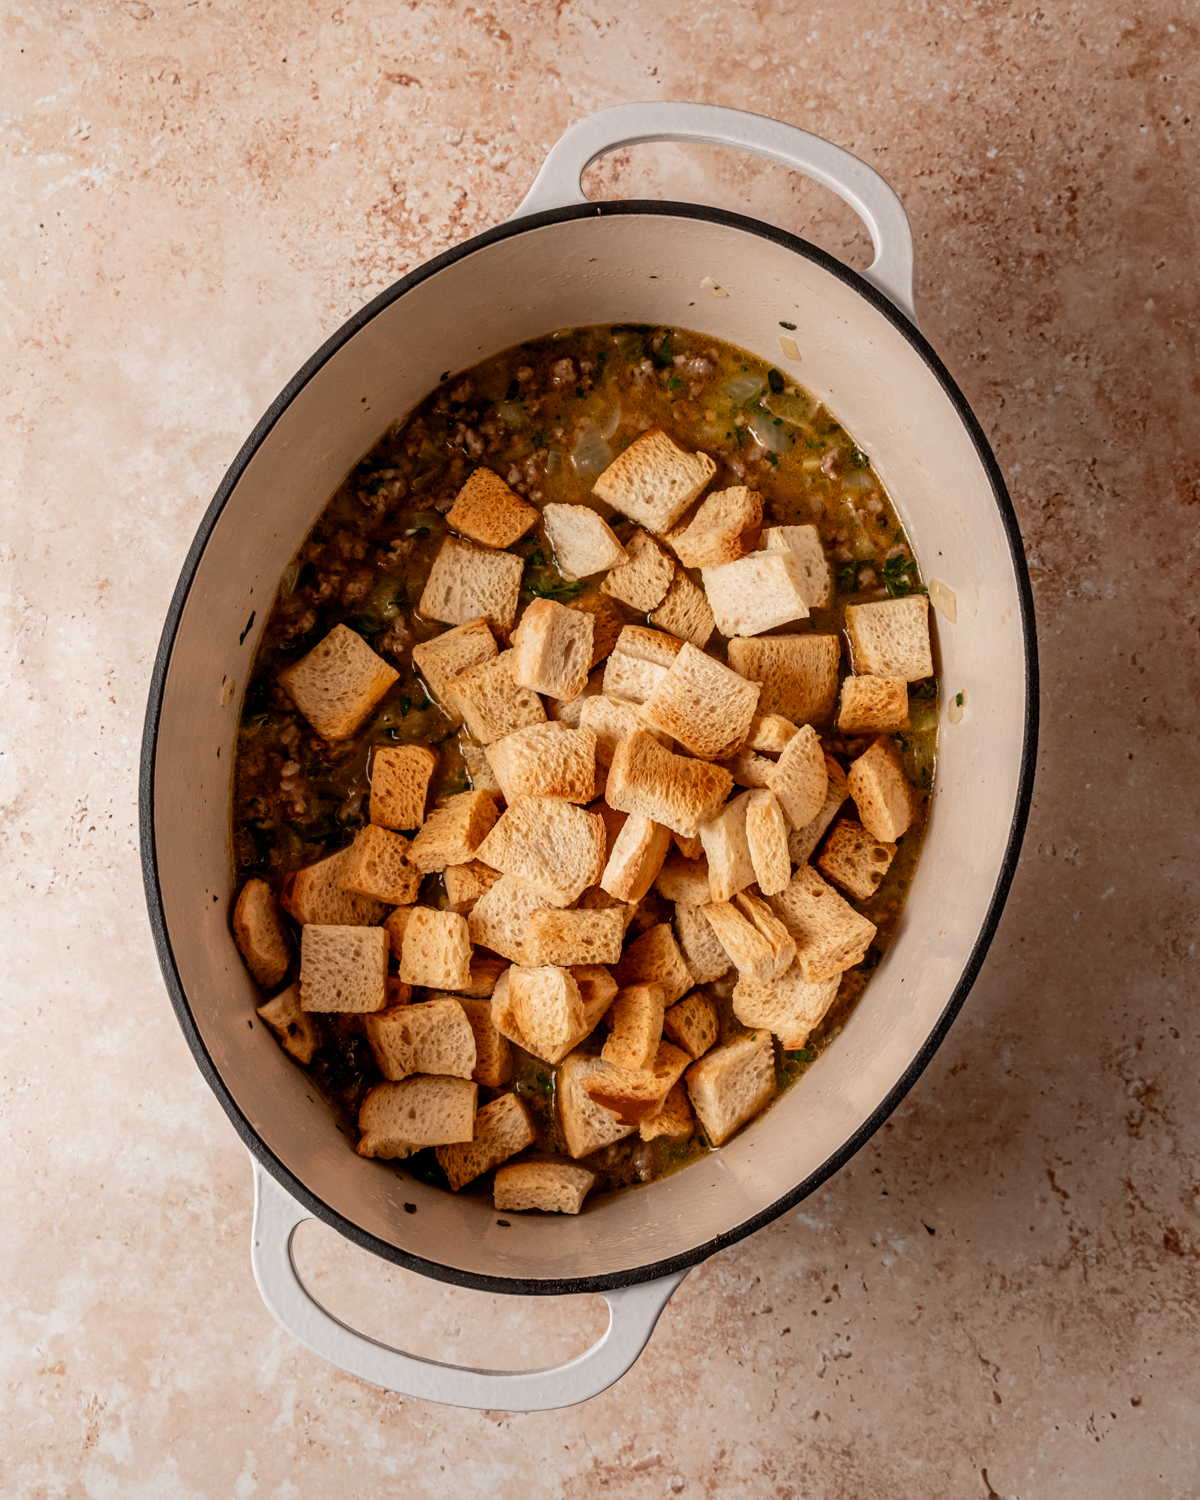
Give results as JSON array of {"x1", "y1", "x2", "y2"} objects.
[{"x1": 152, "y1": 212, "x2": 1028, "y2": 1284}]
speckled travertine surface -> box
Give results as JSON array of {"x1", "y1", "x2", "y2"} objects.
[{"x1": 3, "y1": 4, "x2": 1198, "y2": 1496}]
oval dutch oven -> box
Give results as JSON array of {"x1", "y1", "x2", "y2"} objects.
[{"x1": 140, "y1": 103, "x2": 1038, "y2": 1410}]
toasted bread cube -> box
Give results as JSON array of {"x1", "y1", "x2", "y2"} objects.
[
  {"x1": 494, "y1": 1159, "x2": 596, "y2": 1214},
  {"x1": 600, "y1": 813, "x2": 673, "y2": 904},
  {"x1": 369, "y1": 745, "x2": 437, "y2": 831},
  {"x1": 549, "y1": 666, "x2": 605, "y2": 728},
  {"x1": 256, "y1": 983, "x2": 320, "y2": 1063},
  {"x1": 542, "y1": 502, "x2": 628, "y2": 580},
  {"x1": 817, "y1": 818, "x2": 898, "y2": 900},
  {"x1": 581, "y1": 694, "x2": 657, "y2": 770},
  {"x1": 445, "y1": 467, "x2": 538, "y2": 548},
  {"x1": 418, "y1": 535, "x2": 524, "y2": 633},
  {"x1": 744, "y1": 789, "x2": 791, "y2": 896},
  {"x1": 662, "y1": 991, "x2": 719, "y2": 1061},
  {"x1": 436, "y1": 1093, "x2": 536, "y2": 1190},
  {"x1": 745, "y1": 714, "x2": 800, "y2": 756},
  {"x1": 638, "y1": 1079, "x2": 696, "y2": 1142},
  {"x1": 468, "y1": 875, "x2": 548, "y2": 963},
  {"x1": 456, "y1": 995, "x2": 514, "y2": 1086},
  {"x1": 845, "y1": 595, "x2": 933, "y2": 681},
  {"x1": 702, "y1": 551, "x2": 810, "y2": 638},
  {"x1": 278, "y1": 624, "x2": 399, "y2": 741},
  {"x1": 673, "y1": 830, "x2": 704, "y2": 860},
  {"x1": 602, "y1": 651, "x2": 669, "y2": 705},
  {"x1": 606, "y1": 731, "x2": 734, "y2": 839},
  {"x1": 837, "y1": 675, "x2": 910, "y2": 734},
  {"x1": 847, "y1": 739, "x2": 916, "y2": 842},
  {"x1": 398, "y1": 907, "x2": 473, "y2": 990},
  {"x1": 766, "y1": 724, "x2": 829, "y2": 830},
  {"x1": 365, "y1": 996, "x2": 477, "y2": 1081},
  {"x1": 461, "y1": 739, "x2": 502, "y2": 794},
  {"x1": 698, "y1": 790, "x2": 756, "y2": 903},
  {"x1": 601, "y1": 984, "x2": 667, "y2": 1071},
  {"x1": 641, "y1": 643, "x2": 760, "y2": 761},
  {"x1": 615, "y1": 923, "x2": 691, "y2": 1004},
  {"x1": 356, "y1": 1076, "x2": 477, "y2": 1159},
  {"x1": 524, "y1": 907, "x2": 625, "y2": 967},
  {"x1": 734, "y1": 891, "x2": 796, "y2": 977},
  {"x1": 510, "y1": 598, "x2": 594, "y2": 701},
  {"x1": 732, "y1": 966, "x2": 840, "y2": 1047},
  {"x1": 668, "y1": 486, "x2": 762, "y2": 568},
  {"x1": 234, "y1": 879, "x2": 291, "y2": 990},
  {"x1": 485, "y1": 722, "x2": 597, "y2": 804},
  {"x1": 557, "y1": 1054, "x2": 636, "y2": 1157},
  {"x1": 488, "y1": 967, "x2": 524, "y2": 1048},
  {"x1": 583, "y1": 1040, "x2": 691, "y2": 1125},
  {"x1": 300, "y1": 924, "x2": 389, "y2": 1013},
  {"x1": 727, "y1": 634, "x2": 841, "y2": 723},
  {"x1": 443, "y1": 651, "x2": 546, "y2": 745},
  {"x1": 615, "y1": 624, "x2": 687, "y2": 667},
  {"x1": 410, "y1": 789, "x2": 499, "y2": 872},
  {"x1": 719, "y1": 749, "x2": 776, "y2": 789},
  {"x1": 387, "y1": 975, "x2": 414, "y2": 1008},
  {"x1": 650, "y1": 569, "x2": 716, "y2": 648},
  {"x1": 573, "y1": 963, "x2": 620, "y2": 1013},
  {"x1": 788, "y1": 755, "x2": 850, "y2": 865},
  {"x1": 412, "y1": 618, "x2": 498, "y2": 707},
  {"x1": 766, "y1": 865, "x2": 877, "y2": 982},
  {"x1": 455, "y1": 953, "x2": 510, "y2": 998},
  {"x1": 686, "y1": 1034, "x2": 775, "y2": 1146},
  {"x1": 654, "y1": 851, "x2": 713, "y2": 907},
  {"x1": 760, "y1": 524, "x2": 833, "y2": 608},
  {"x1": 674, "y1": 902, "x2": 734, "y2": 984},
  {"x1": 703, "y1": 901, "x2": 778, "y2": 984},
  {"x1": 340, "y1": 825, "x2": 421, "y2": 906},
  {"x1": 508, "y1": 965, "x2": 586, "y2": 1065},
  {"x1": 567, "y1": 594, "x2": 625, "y2": 668},
  {"x1": 443, "y1": 859, "x2": 503, "y2": 915},
  {"x1": 382, "y1": 906, "x2": 414, "y2": 958},
  {"x1": 600, "y1": 527, "x2": 674, "y2": 610},
  {"x1": 281, "y1": 847, "x2": 389, "y2": 928},
  {"x1": 475, "y1": 796, "x2": 606, "y2": 907},
  {"x1": 593, "y1": 429, "x2": 717, "y2": 534}
]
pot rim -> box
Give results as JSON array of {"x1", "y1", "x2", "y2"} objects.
[{"x1": 139, "y1": 198, "x2": 1039, "y2": 1297}]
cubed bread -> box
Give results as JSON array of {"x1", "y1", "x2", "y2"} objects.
[
  {"x1": 653, "y1": 851, "x2": 713, "y2": 908},
  {"x1": 456, "y1": 995, "x2": 514, "y2": 1087},
  {"x1": 845, "y1": 595, "x2": 933, "y2": 680},
  {"x1": 436, "y1": 1092, "x2": 536, "y2": 1190},
  {"x1": 662, "y1": 990, "x2": 719, "y2": 1060},
  {"x1": 727, "y1": 634, "x2": 841, "y2": 723},
  {"x1": 744, "y1": 789, "x2": 791, "y2": 896},
  {"x1": 493, "y1": 1159, "x2": 596, "y2": 1214},
  {"x1": 760, "y1": 524, "x2": 833, "y2": 608},
  {"x1": 281, "y1": 847, "x2": 389, "y2": 927},
  {"x1": 412, "y1": 618, "x2": 497, "y2": 706},
  {"x1": 233, "y1": 878, "x2": 291, "y2": 990},
  {"x1": 468, "y1": 875, "x2": 548, "y2": 963},
  {"x1": 510, "y1": 598, "x2": 594, "y2": 701},
  {"x1": 702, "y1": 901, "x2": 780, "y2": 984},
  {"x1": 817, "y1": 818, "x2": 898, "y2": 900},
  {"x1": 365, "y1": 996, "x2": 477, "y2": 1081},
  {"x1": 542, "y1": 502, "x2": 628, "y2": 580},
  {"x1": 600, "y1": 527, "x2": 674, "y2": 610},
  {"x1": 558, "y1": 1053, "x2": 636, "y2": 1158},
  {"x1": 615, "y1": 923, "x2": 691, "y2": 1004},
  {"x1": 410, "y1": 789, "x2": 499, "y2": 872},
  {"x1": 606, "y1": 731, "x2": 734, "y2": 838},
  {"x1": 674, "y1": 902, "x2": 734, "y2": 983},
  {"x1": 732, "y1": 966, "x2": 840, "y2": 1046},
  {"x1": 686, "y1": 1034, "x2": 775, "y2": 1146},
  {"x1": 382, "y1": 906, "x2": 415, "y2": 959},
  {"x1": 698, "y1": 790, "x2": 756, "y2": 903},
  {"x1": 548, "y1": 667, "x2": 605, "y2": 728},
  {"x1": 278, "y1": 624, "x2": 399, "y2": 741},
  {"x1": 488, "y1": 967, "x2": 524, "y2": 1048},
  {"x1": 673, "y1": 830, "x2": 704, "y2": 860},
  {"x1": 445, "y1": 467, "x2": 538, "y2": 548},
  {"x1": 638, "y1": 1079, "x2": 696, "y2": 1142},
  {"x1": 509, "y1": 965, "x2": 586, "y2": 1064},
  {"x1": 485, "y1": 722, "x2": 597, "y2": 803},
  {"x1": 649, "y1": 569, "x2": 716, "y2": 648},
  {"x1": 745, "y1": 714, "x2": 799, "y2": 755},
  {"x1": 766, "y1": 724, "x2": 829, "y2": 830},
  {"x1": 837, "y1": 675, "x2": 910, "y2": 734},
  {"x1": 788, "y1": 755, "x2": 850, "y2": 865},
  {"x1": 846, "y1": 739, "x2": 916, "y2": 842},
  {"x1": 600, "y1": 813, "x2": 673, "y2": 903},
  {"x1": 702, "y1": 551, "x2": 810, "y2": 638},
  {"x1": 299, "y1": 924, "x2": 389, "y2": 1013},
  {"x1": 340, "y1": 824, "x2": 421, "y2": 905},
  {"x1": 734, "y1": 891, "x2": 796, "y2": 976},
  {"x1": 523, "y1": 907, "x2": 625, "y2": 967},
  {"x1": 418, "y1": 536, "x2": 524, "y2": 633},
  {"x1": 356, "y1": 1076, "x2": 477, "y2": 1159},
  {"x1": 443, "y1": 651, "x2": 547, "y2": 744},
  {"x1": 462, "y1": 738, "x2": 502, "y2": 793},
  {"x1": 475, "y1": 796, "x2": 606, "y2": 907},
  {"x1": 573, "y1": 963, "x2": 620, "y2": 1015},
  {"x1": 719, "y1": 749, "x2": 776, "y2": 789},
  {"x1": 399, "y1": 906, "x2": 474, "y2": 990},
  {"x1": 667, "y1": 486, "x2": 762, "y2": 568},
  {"x1": 602, "y1": 652, "x2": 669, "y2": 705},
  {"x1": 443, "y1": 859, "x2": 503, "y2": 914},
  {"x1": 580, "y1": 694, "x2": 658, "y2": 769},
  {"x1": 256, "y1": 983, "x2": 320, "y2": 1063},
  {"x1": 601, "y1": 984, "x2": 667, "y2": 1071},
  {"x1": 641, "y1": 643, "x2": 760, "y2": 760},
  {"x1": 369, "y1": 745, "x2": 437, "y2": 831},
  {"x1": 593, "y1": 429, "x2": 717, "y2": 534},
  {"x1": 456, "y1": 953, "x2": 510, "y2": 998},
  {"x1": 583, "y1": 1041, "x2": 691, "y2": 1125},
  {"x1": 615, "y1": 623, "x2": 684, "y2": 665},
  {"x1": 766, "y1": 865, "x2": 877, "y2": 982},
  {"x1": 566, "y1": 594, "x2": 625, "y2": 668}
]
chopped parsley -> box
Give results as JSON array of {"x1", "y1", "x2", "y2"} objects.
[
  {"x1": 955, "y1": 691, "x2": 964, "y2": 707},
  {"x1": 667, "y1": 376, "x2": 683, "y2": 391},
  {"x1": 779, "y1": 320, "x2": 797, "y2": 330},
  {"x1": 837, "y1": 562, "x2": 859, "y2": 593},
  {"x1": 881, "y1": 554, "x2": 923, "y2": 598},
  {"x1": 653, "y1": 333, "x2": 673, "y2": 368}
]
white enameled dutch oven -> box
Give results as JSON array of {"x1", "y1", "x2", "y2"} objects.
[{"x1": 140, "y1": 104, "x2": 1037, "y2": 1410}]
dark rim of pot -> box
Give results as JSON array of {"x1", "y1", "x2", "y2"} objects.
[{"x1": 140, "y1": 199, "x2": 1040, "y2": 1299}]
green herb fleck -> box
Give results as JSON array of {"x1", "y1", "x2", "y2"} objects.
[
  {"x1": 575, "y1": 385, "x2": 584, "y2": 398},
  {"x1": 531, "y1": 429, "x2": 546, "y2": 446},
  {"x1": 440, "y1": 370, "x2": 450, "y2": 380},
  {"x1": 653, "y1": 333, "x2": 673, "y2": 369},
  {"x1": 955, "y1": 691, "x2": 964, "y2": 707},
  {"x1": 849, "y1": 446, "x2": 870, "y2": 468},
  {"x1": 527, "y1": 577, "x2": 586, "y2": 602},
  {"x1": 785, "y1": 1046, "x2": 816, "y2": 1063},
  {"x1": 667, "y1": 376, "x2": 683, "y2": 391},
  {"x1": 779, "y1": 320, "x2": 797, "y2": 330},
  {"x1": 881, "y1": 554, "x2": 924, "y2": 598},
  {"x1": 837, "y1": 562, "x2": 859, "y2": 593},
  {"x1": 773, "y1": 416, "x2": 783, "y2": 426},
  {"x1": 766, "y1": 451, "x2": 779, "y2": 467}
]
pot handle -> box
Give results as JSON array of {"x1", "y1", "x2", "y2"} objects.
[
  {"x1": 249, "y1": 1158, "x2": 688, "y2": 1410},
  {"x1": 510, "y1": 101, "x2": 917, "y2": 325}
]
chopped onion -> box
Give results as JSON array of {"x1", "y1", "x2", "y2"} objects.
[
  {"x1": 281, "y1": 562, "x2": 301, "y2": 595},
  {"x1": 722, "y1": 375, "x2": 766, "y2": 403},
  {"x1": 497, "y1": 400, "x2": 528, "y2": 427},
  {"x1": 842, "y1": 470, "x2": 876, "y2": 491},
  {"x1": 545, "y1": 447, "x2": 564, "y2": 476},
  {"x1": 763, "y1": 389, "x2": 818, "y2": 426},
  {"x1": 598, "y1": 403, "x2": 621, "y2": 441},
  {"x1": 747, "y1": 409, "x2": 792, "y2": 454},
  {"x1": 570, "y1": 420, "x2": 614, "y2": 478}
]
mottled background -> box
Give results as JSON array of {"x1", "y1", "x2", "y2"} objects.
[{"x1": 2, "y1": 2, "x2": 1197, "y2": 1496}]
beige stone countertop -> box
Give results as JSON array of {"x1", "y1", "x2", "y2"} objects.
[{"x1": 3, "y1": 4, "x2": 1197, "y2": 1496}]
